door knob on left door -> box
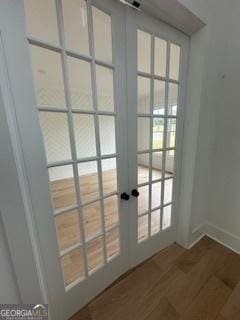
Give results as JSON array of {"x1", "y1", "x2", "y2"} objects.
[
  {"x1": 131, "y1": 189, "x2": 139, "y2": 197},
  {"x1": 120, "y1": 192, "x2": 130, "y2": 200}
]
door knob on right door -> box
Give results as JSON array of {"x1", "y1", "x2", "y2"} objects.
[
  {"x1": 121, "y1": 192, "x2": 130, "y2": 200},
  {"x1": 131, "y1": 189, "x2": 139, "y2": 197}
]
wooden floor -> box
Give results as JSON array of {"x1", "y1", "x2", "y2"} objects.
[{"x1": 69, "y1": 237, "x2": 240, "y2": 320}]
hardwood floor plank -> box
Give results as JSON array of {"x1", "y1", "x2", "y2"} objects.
[
  {"x1": 176, "y1": 236, "x2": 215, "y2": 273},
  {"x1": 216, "y1": 315, "x2": 227, "y2": 320},
  {"x1": 166, "y1": 242, "x2": 230, "y2": 314},
  {"x1": 70, "y1": 238, "x2": 240, "y2": 320},
  {"x1": 180, "y1": 276, "x2": 232, "y2": 320},
  {"x1": 89, "y1": 260, "x2": 163, "y2": 320},
  {"x1": 89, "y1": 243, "x2": 187, "y2": 320},
  {"x1": 91, "y1": 266, "x2": 182, "y2": 320},
  {"x1": 215, "y1": 251, "x2": 240, "y2": 289},
  {"x1": 153, "y1": 243, "x2": 186, "y2": 272},
  {"x1": 144, "y1": 297, "x2": 180, "y2": 320},
  {"x1": 131, "y1": 266, "x2": 183, "y2": 320},
  {"x1": 69, "y1": 306, "x2": 92, "y2": 320},
  {"x1": 220, "y1": 281, "x2": 240, "y2": 319}
]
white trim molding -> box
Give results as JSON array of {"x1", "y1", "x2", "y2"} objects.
[
  {"x1": 0, "y1": 34, "x2": 48, "y2": 304},
  {"x1": 186, "y1": 221, "x2": 240, "y2": 255},
  {"x1": 187, "y1": 222, "x2": 206, "y2": 249},
  {"x1": 205, "y1": 223, "x2": 240, "y2": 255},
  {"x1": 137, "y1": 0, "x2": 205, "y2": 36}
]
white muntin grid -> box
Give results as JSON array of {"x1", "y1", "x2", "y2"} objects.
[
  {"x1": 26, "y1": 0, "x2": 121, "y2": 287},
  {"x1": 137, "y1": 29, "x2": 180, "y2": 242}
]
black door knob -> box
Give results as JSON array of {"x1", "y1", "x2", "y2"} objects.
[
  {"x1": 131, "y1": 189, "x2": 139, "y2": 197},
  {"x1": 120, "y1": 192, "x2": 130, "y2": 201}
]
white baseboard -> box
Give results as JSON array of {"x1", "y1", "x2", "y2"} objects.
[
  {"x1": 205, "y1": 222, "x2": 240, "y2": 255},
  {"x1": 187, "y1": 222, "x2": 206, "y2": 249},
  {"x1": 187, "y1": 221, "x2": 240, "y2": 255},
  {"x1": 187, "y1": 233, "x2": 205, "y2": 249}
]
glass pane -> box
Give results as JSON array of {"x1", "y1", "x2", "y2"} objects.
[
  {"x1": 166, "y1": 118, "x2": 176, "y2": 148},
  {"x1": 55, "y1": 210, "x2": 81, "y2": 251},
  {"x1": 168, "y1": 83, "x2": 178, "y2": 116},
  {"x1": 152, "y1": 117, "x2": 164, "y2": 150},
  {"x1": 99, "y1": 116, "x2": 116, "y2": 155},
  {"x1": 138, "y1": 185, "x2": 149, "y2": 215},
  {"x1": 151, "y1": 181, "x2": 162, "y2": 209},
  {"x1": 78, "y1": 161, "x2": 99, "y2": 204},
  {"x1": 93, "y1": 7, "x2": 112, "y2": 63},
  {"x1": 154, "y1": 80, "x2": 165, "y2": 115},
  {"x1": 169, "y1": 43, "x2": 180, "y2": 80},
  {"x1": 138, "y1": 77, "x2": 151, "y2": 114},
  {"x1": 138, "y1": 154, "x2": 149, "y2": 185},
  {"x1": 154, "y1": 37, "x2": 167, "y2": 77},
  {"x1": 73, "y1": 114, "x2": 96, "y2": 158},
  {"x1": 151, "y1": 209, "x2": 160, "y2": 236},
  {"x1": 30, "y1": 46, "x2": 66, "y2": 108},
  {"x1": 164, "y1": 178, "x2": 173, "y2": 204},
  {"x1": 138, "y1": 30, "x2": 151, "y2": 73},
  {"x1": 39, "y1": 112, "x2": 71, "y2": 163},
  {"x1": 61, "y1": 248, "x2": 84, "y2": 286},
  {"x1": 104, "y1": 195, "x2": 119, "y2": 230},
  {"x1": 102, "y1": 158, "x2": 117, "y2": 195},
  {"x1": 163, "y1": 205, "x2": 172, "y2": 230},
  {"x1": 152, "y1": 152, "x2": 163, "y2": 181},
  {"x1": 87, "y1": 237, "x2": 104, "y2": 272},
  {"x1": 138, "y1": 117, "x2": 150, "y2": 151},
  {"x1": 49, "y1": 165, "x2": 77, "y2": 211},
  {"x1": 96, "y1": 66, "x2": 114, "y2": 112},
  {"x1": 83, "y1": 201, "x2": 102, "y2": 240},
  {"x1": 68, "y1": 57, "x2": 93, "y2": 110},
  {"x1": 24, "y1": 0, "x2": 59, "y2": 45},
  {"x1": 165, "y1": 150, "x2": 175, "y2": 177},
  {"x1": 138, "y1": 215, "x2": 149, "y2": 242},
  {"x1": 62, "y1": 0, "x2": 89, "y2": 55},
  {"x1": 106, "y1": 227, "x2": 120, "y2": 261}
]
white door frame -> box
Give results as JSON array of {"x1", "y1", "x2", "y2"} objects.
[
  {"x1": 0, "y1": 0, "x2": 49, "y2": 306},
  {"x1": 0, "y1": 0, "x2": 198, "y2": 319}
]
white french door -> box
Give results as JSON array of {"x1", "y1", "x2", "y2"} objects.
[
  {"x1": 126, "y1": 8, "x2": 189, "y2": 266},
  {"x1": 1, "y1": 0, "x2": 129, "y2": 319},
  {"x1": 23, "y1": 0, "x2": 130, "y2": 318},
  {"x1": 0, "y1": 0, "x2": 188, "y2": 319}
]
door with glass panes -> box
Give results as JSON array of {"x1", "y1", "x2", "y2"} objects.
[
  {"x1": 126, "y1": 8, "x2": 188, "y2": 266},
  {"x1": 1, "y1": 0, "x2": 188, "y2": 319},
  {"x1": 21, "y1": 0, "x2": 129, "y2": 319}
]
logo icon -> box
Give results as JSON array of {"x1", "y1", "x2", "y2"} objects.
[{"x1": 33, "y1": 305, "x2": 48, "y2": 318}]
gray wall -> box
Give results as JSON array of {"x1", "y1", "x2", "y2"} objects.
[{"x1": 0, "y1": 214, "x2": 19, "y2": 303}]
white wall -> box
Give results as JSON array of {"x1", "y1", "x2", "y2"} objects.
[
  {"x1": 207, "y1": 0, "x2": 240, "y2": 242},
  {"x1": 178, "y1": 0, "x2": 229, "y2": 231},
  {"x1": 176, "y1": 0, "x2": 219, "y2": 245},
  {"x1": 179, "y1": 0, "x2": 240, "y2": 249}
]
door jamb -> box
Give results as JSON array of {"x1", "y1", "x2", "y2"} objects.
[{"x1": 0, "y1": 32, "x2": 48, "y2": 305}]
